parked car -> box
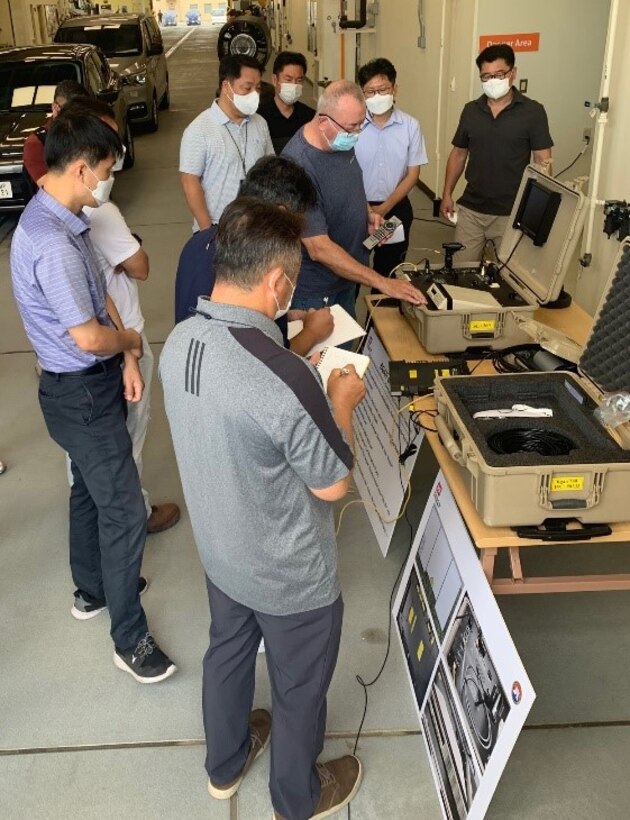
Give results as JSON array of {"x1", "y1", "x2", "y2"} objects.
[
  {"x1": 55, "y1": 13, "x2": 169, "y2": 132},
  {"x1": 0, "y1": 44, "x2": 134, "y2": 212},
  {"x1": 186, "y1": 9, "x2": 202, "y2": 26},
  {"x1": 163, "y1": 10, "x2": 178, "y2": 26}
]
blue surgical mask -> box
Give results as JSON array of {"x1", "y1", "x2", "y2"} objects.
[{"x1": 330, "y1": 131, "x2": 359, "y2": 152}]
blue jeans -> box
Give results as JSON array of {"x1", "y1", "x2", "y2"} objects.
[{"x1": 291, "y1": 284, "x2": 357, "y2": 319}]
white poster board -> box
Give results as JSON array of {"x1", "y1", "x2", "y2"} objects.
[
  {"x1": 393, "y1": 471, "x2": 535, "y2": 819},
  {"x1": 353, "y1": 328, "x2": 422, "y2": 556}
]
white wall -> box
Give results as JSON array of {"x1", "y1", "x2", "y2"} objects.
[
  {"x1": 575, "y1": 0, "x2": 630, "y2": 315},
  {"x1": 476, "y1": 0, "x2": 610, "y2": 185}
]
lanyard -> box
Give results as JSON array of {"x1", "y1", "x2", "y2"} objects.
[{"x1": 224, "y1": 122, "x2": 248, "y2": 179}]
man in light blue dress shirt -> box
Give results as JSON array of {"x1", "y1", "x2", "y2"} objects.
[{"x1": 355, "y1": 58, "x2": 429, "y2": 280}]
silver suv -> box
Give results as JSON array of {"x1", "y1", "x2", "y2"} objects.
[{"x1": 55, "y1": 13, "x2": 169, "y2": 132}]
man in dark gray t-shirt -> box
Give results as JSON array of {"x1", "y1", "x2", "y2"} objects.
[
  {"x1": 161, "y1": 198, "x2": 366, "y2": 819},
  {"x1": 282, "y1": 80, "x2": 424, "y2": 318}
]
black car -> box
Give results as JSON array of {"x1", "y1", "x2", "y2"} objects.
[{"x1": 0, "y1": 44, "x2": 135, "y2": 212}]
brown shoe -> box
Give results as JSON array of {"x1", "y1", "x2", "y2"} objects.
[
  {"x1": 272, "y1": 755, "x2": 363, "y2": 820},
  {"x1": 208, "y1": 708, "x2": 272, "y2": 800},
  {"x1": 146, "y1": 503, "x2": 180, "y2": 534}
]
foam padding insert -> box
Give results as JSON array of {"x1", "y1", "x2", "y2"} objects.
[
  {"x1": 441, "y1": 372, "x2": 630, "y2": 468},
  {"x1": 580, "y1": 244, "x2": 630, "y2": 393}
]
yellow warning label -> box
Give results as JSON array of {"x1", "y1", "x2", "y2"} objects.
[
  {"x1": 469, "y1": 320, "x2": 496, "y2": 333},
  {"x1": 551, "y1": 476, "x2": 585, "y2": 492},
  {"x1": 408, "y1": 369, "x2": 417, "y2": 379},
  {"x1": 417, "y1": 641, "x2": 425, "y2": 661}
]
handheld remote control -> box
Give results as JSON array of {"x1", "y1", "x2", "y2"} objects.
[{"x1": 363, "y1": 216, "x2": 403, "y2": 250}]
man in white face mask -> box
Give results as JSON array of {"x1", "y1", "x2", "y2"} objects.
[
  {"x1": 58, "y1": 97, "x2": 182, "y2": 536},
  {"x1": 441, "y1": 44, "x2": 553, "y2": 262},
  {"x1": 259, "y1": 51, "x2": 315, "y2": 154},
  {"x1": 355, "y1": 58, "x2": 428, "y2": 282},
  {"x1": 11, "y1": 109, "x2": 178, "y2": 683},
  {"x1": 180, "y1": 54, "x2": 275, "y2": 233},
  {"x1": 161, "y1": 197, "x2": 366, "y2": 820}
]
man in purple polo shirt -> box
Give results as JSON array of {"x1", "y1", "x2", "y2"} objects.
[{"x1": 10, "y1": 110, "x2": 176, "y2": 684}]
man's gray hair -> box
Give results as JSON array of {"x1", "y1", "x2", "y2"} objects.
[{"x1": 316, "y1": 80, "x2": 365, "y2": 116}]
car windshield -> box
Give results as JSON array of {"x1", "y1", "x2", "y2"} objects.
[
  {"x1": 56, "y1": 24, "x2": 142, "y2": 57},
  {"x1": 0, "y1": 60, "x2": 81, "y2": 112}
]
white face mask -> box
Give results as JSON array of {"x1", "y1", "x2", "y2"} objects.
[
  {"x1": 366, "y1": 93, "x2": 394, "y2": 116},
  {"x1": 83, "y1": 166, "x2": 115, "y2": 207},
  {"x1": 278, "y1": 82, "x2": 303, "y2": 105},
  {"x1": 229, "y1": 83, "x2": 260, "y2": 116},
  {"x1": 482, "y1": 76, "x2": 511, "y2": 100},
  {"x1": 271, "y1": 271, "x2": 295, "y2": 320},
  {"x1": 112, "y1": 146, "x2": 126, "y2": 173}
]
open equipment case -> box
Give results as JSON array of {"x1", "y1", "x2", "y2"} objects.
[
  {"x1": 396, "y1": 166, "x2": 586, "y2": 353},
  {"x1": 432, "y1": 241, "x2": 630, "y2": 528}
]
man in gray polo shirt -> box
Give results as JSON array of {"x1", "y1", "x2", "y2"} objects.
[
  {"x1": 160, "y1": 198, "x2": 366, "y2": 819},
  {"x1": 179, "y1": 54, "x2": 274, "y2": 232}
]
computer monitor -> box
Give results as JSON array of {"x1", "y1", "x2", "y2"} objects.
[{"x1": 513, "y1": 178, "x2": 562, "y2": 247}]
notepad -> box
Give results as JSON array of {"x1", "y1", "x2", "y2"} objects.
[
  {"x1": 287, "y1": 304, "x2": 366, "y2": 355},
  {"x1": 315, "y1": 346, "x2": 370, "y2": 390}
]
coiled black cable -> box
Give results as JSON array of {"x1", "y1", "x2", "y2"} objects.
[{"x1": 487, "y1": 427, "x2": 576, "y2": 456}]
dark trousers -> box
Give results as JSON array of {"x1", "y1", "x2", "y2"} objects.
[
  {"x1": 203, "y1": 577, "x2": 344, "y2": 820},
  {"x1": 370, "y1": 195, "x2": 414, "y2": 280},
  {"x1": 38, "y1": 364, "x2": 148, "y2": 651}
]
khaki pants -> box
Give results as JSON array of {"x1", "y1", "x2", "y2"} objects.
[{"x1": 454, "y1": 204, "x2": 510, "y2": 263}]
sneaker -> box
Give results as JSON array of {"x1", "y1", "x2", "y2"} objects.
[
  {"x1": 147, "y1": 503, "x2": 181, "y2": 534},
  {"x1": 208, "y1": 708, "x2": 272, "y2": 800},
  {"x1": 71, "y1": 577, "x2": 148, "y2": 621},
  {"x1": 273, "y1": 755, "x2": 363, "y2": 820},
  {"x1": 113, "y1": 633, "x2": 177, "y2": 683}
]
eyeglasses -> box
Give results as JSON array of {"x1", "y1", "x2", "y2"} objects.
[
  {"x1": 479, "y1": 68, "x2": 512, "y2": 82},
  {"x1": 363, "y1": 85, "x2": 394, "y2": 98},
  {"x1": 320, "y1": 113, "x2": 363, "y2": 135}
]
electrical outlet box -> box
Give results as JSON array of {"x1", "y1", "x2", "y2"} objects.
[
  {"x1": 519, "y1": 79, "x2": 528, "y2": 93},
  {"x1": 583, "y1": 127, "x2": 592, "y2": 142}
]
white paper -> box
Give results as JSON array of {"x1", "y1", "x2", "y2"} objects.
[
  {"x1": 315, "y1": 346, "x2": 370, "y2": 390},
  {"x1": 287, "y1": 304, "x2": 366, "y2": 355},
  {"x1": 384, "y1": 223, "x2": 405, "y2": 244}
]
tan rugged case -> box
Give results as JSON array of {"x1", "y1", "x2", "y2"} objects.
[
  {"x1": 397, "y1": 166, "x2": 586, "y2": 353},
  {"x1": 432, "y1": 241, "x2": 630, "y2": 527}
]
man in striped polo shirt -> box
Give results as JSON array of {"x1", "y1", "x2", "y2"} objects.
[{"x1": 10, "y1": 110, "x2": 176, "y2": 684}]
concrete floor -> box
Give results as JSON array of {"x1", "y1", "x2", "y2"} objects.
[{"x1": 2, "y1": 23, "x2": 630, "y2": 820}]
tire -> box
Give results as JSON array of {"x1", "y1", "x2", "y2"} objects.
[
  {"x1": 159, "y1": 76, "x2": 170, "y2": 110},
  {"x1": 123, "y1": 120, "x2": 135, "y2": 169},
  {"x1": 146, "y1": 93, "x2": 159, "y2": 133},
  {"x1": 217, "y1": 16, "x2": 271, "y2": 68}
]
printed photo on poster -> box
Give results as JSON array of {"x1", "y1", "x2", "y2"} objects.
[
  {"x1": 444, "y1": 596, "x2": 511, "y2": 771},
  {"x1": 416, "y1": 506, "x2": 463, "y2": 639},
  {"x1": 397, "y1": 565, "x2": 439, "y2": 713},
  {"x1": 422, "y1": 663, "x2": 479, "y2": 820}
]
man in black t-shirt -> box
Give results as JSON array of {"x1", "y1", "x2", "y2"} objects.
[
  {"x1": 258, "y1": 51, "x2": 314, "y2": 154},
  {"x1": 440, "y1": 44, "x2": 553, "y2": 262}
]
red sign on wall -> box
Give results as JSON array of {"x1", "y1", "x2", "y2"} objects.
[{"x1": 479, "y1": 33, "x2": 540, "y2": 52}]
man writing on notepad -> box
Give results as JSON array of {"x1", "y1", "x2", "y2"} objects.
[{"x1": 161, "y1": 197, "x2": 366, "y2": 819}]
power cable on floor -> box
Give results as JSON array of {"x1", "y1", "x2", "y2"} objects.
[{"x1": 346, "y1": 406, "x2": 419, "y2": 818}]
